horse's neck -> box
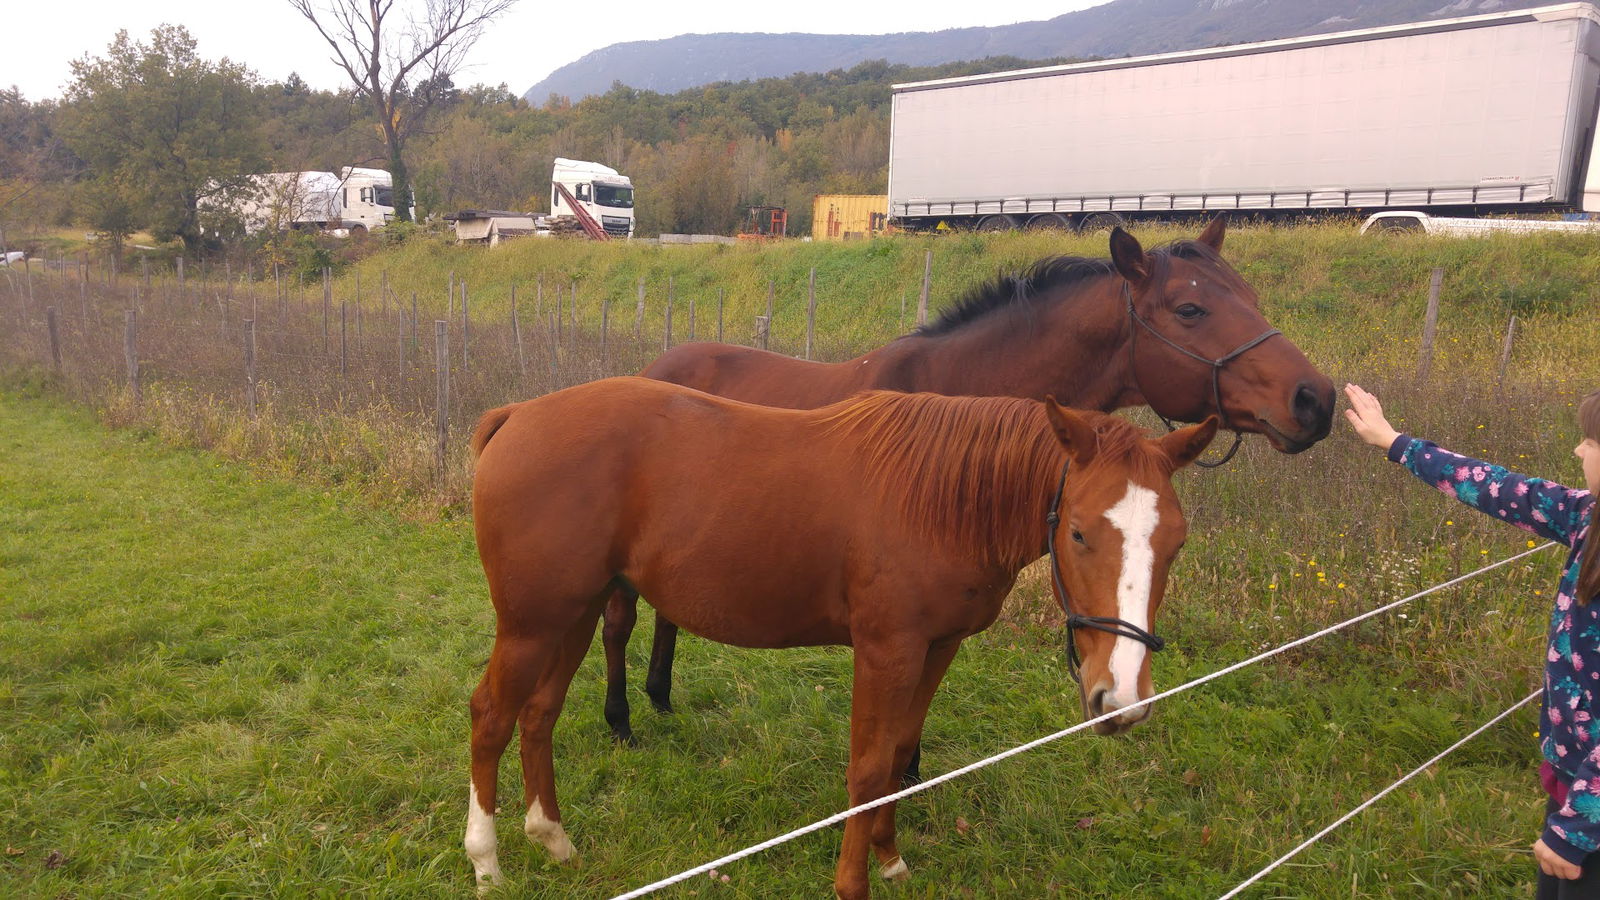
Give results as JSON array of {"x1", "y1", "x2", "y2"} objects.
[{"x1": 886, "y1": 282, "x2": 1141, "y2": 411}]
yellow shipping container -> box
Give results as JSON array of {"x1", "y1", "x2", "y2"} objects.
[{"x1": 812, "y1": 195, "x2": 888, "y2": 241}]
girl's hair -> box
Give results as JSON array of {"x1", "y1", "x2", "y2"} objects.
[{"x1": 1580, "y1": 389, "x2": 1600, "y2": 605}]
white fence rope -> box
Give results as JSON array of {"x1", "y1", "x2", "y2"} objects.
[
  {"x1": 1217, "y1": 688, "x2": 1541, "y2": 899},
  {"x1": 610, "y1": 542, "x2": 1556, "y2": 900}
]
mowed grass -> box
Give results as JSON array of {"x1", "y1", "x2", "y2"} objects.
[{"x1": 0, "y1": 375, "x2": 1573, "y2": 897}]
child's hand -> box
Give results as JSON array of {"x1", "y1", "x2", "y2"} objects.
[
  {"x1": 1534, "y1": 838, "x2": 1583, "y2": 880},
  {"x1": 1342, "y1": 383, "x2": 1401, "y2": 450}
]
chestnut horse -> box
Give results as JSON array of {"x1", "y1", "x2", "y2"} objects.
[
  {"x1": 465, "y1": 377, "x2": 1218, "y2": 898},
  {"x1": 602, "y1": 217, "x2": 1333, "y2": 751}
]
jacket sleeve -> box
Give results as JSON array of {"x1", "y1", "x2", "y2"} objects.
[
  {"x1": 1387, "y1": 435, "x2": 1591, "y2": 548},
  {"x1": 1545, "y1": 753, "x2": 1600, "y2": 866}
]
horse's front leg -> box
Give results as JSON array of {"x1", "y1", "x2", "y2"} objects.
[
  {"x1": 872, "y1": 639, "x2": 963, "y2": 882},
  {"x1": 835, "y1": 639, "x2": 926, "y2": 900},
  {"x1": 601, "y1": 585, "x2": 639, "y2": 744}
]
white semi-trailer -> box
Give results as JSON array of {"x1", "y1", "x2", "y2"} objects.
[
  {"x1": 213, "y1": 167, "x2": 405, "y2": 236},
  {"x1": 888, "y1": 2, "x2": 1600, "y2": 232}
]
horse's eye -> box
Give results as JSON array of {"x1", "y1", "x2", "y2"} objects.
[
  {"x1": 1175, "y1": 304, "x2": 1206, "y2": 320},
  {"x1": 1071, "y1": 529, "x2": 1086, "y2": 544}
]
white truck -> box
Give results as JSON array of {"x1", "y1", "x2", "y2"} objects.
[
  {"x1": 215, "y1": 166, "x2": 406, "y2": 236},
  {"x1": 546, "y1": 157, "x2": 635, "y2": 238},
  {"x1": 888, "y1": 2, "x2": 1600, "y2": 233}
]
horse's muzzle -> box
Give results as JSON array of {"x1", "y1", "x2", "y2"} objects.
[{"x1": 1085, "y1": 685, "x2": 1152, "y2": 736}]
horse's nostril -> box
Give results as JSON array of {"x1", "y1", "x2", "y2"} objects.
[
  {"x1": 1087, "y1": 688, "x2": 1109, "y2": 716},
  {"x1": 1293, "y1": 382, "x2": 1328, "y2": 426}
]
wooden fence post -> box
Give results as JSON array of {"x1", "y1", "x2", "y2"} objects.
[
  {"x1": 918, "y1": 250, "x2": 932, "y2": 326},
  {"x1": 755, "y1": 315, "x2": 770, "y2": 350},
  {"x1": 245, "y1": 318, "x2": 258, "y2": 421},
  {"x1": 340, "y1": 301, "x2": 348, "y2": 378},
  {"x1": 1496, "y1": 314, "x2": 1519, "y2": 393},
  {"x1": 1417, "y1": 267, "x2": 1442, "y2": 380},
  {"x1": 689, "y1": 295, "x2": 696, "y2": 342},
  {"x1": 512, "y1": 284, "x2": 526, "y2": 377},
  {"x1": 46, "y1": 306, "x2": 61, "y2": 372},
  {"x1": 600, "y1": 294, "x2": 610, "y2": 368},
  {"x1": 434, "y1": 320, "x2": 449, "y2": 480},
  {"x1": 805, "y1": 267, "x2": 816, "y2": 360},
  {"x1": 664, "y1": 292, "x2": 673, "y2": 351},
  {"x1": 322, "y1": 266, "x2": 332, "y2": 354},
  {"x1": 460, "y1": 279, "x2": 470, "y2": 373},
  {"x1": 124, "y1": 308, "x2": 140, "y2": 404},
  {"x1": 635, "y1": 277, "x2": 645, "y2": 340}
]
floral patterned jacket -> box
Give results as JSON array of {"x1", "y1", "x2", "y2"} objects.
[{"x1": 1389, "y1": 435, "x2": 1596, "y2": 865}]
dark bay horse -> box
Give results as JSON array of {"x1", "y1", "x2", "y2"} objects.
[
  {"x1": 465, "y1": 377, "x2": 1218, "y2": 898},
  {"x1": 602, "y1": 217, "x2": 1333, "y2": 748}
]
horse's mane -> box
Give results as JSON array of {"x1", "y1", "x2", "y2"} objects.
[
  {"x1": 820, "y1": 392, "x2": 1169, "y2": 565},
  {"x1": 916, "y1": 239, "x2": 1221, "y2": 337}
]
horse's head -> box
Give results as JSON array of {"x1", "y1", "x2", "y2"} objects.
[
  {"x1": 1043, "y1": 400, "x2": 1217, "y2": 736},
  {"x1": 1112, "y1": 217, "x2": 1334, "y2": 454}
]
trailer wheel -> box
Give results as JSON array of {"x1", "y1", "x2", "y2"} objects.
[
  {"x1": 1080, "y1": 212, "x2": 1126, "y2": 232},
  {"x1": 1026, "y1": 213, "x2": 1071, "y2": 231},
  {"x1": 977, "y1": 215, "x2": 1017, "y2": 232},
  {"x1": 348, "y1": 224, "x2": 369, "y2": 237}
]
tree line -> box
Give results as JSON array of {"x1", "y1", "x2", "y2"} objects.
[{"x1": 0, "y1": 23, "x2": 1076, "y2": 254}]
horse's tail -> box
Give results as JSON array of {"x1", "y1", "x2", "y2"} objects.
[{"x1": 471, "y1": 404, "x2": 517, "y2": 458}]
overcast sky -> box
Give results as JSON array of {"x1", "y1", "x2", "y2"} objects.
[{"x1": 3, "y1": 0, "x2": 1110, "y2": 101}]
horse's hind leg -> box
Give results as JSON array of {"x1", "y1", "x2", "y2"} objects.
[
  {"x1": 601, "y1": 585, "x2": 639, "y2": 745},
  {"x1": 643, "y1": 613, "x2": 679, "y2": 714},
  {"x1": 466, "y1": 631, "x2": 561, "y2": 890},
  {"x1": 519, "y1": 601, "x2": 605, "y2": 862}
]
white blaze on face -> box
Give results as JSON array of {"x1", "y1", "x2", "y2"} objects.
[{"x1": 1102, "y1": 481, "x2": 1159, "y2": 707}]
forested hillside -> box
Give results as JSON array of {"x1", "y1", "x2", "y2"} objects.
[{"x1": 0, "y1": 27, "x2": 1071, "y2": 247}]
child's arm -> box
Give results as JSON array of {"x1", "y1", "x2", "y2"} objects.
[{"x1": 1344, "y1": 384, "x2": 1590, "y2": 547}]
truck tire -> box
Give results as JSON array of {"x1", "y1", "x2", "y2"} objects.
[
  {"x1": 977, "y1": 215, "x2": 1018, "y2": 232},
  {"x1": 1080, "y1": 212, "x2": 1126, "y2": 232},
  {"x1": 1026, "y1": 213, "x2": 1072, "y2": 231}
]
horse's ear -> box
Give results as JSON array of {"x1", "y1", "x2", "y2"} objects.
[
  {"x1": 1197, "y1": 215, "x2": 1228, "y2": 252},
  {"x1": 1044, "y1": 395, "x2": 1098, "y2": 466},
  {"x1": 1157, "y1": 416, "x2": 1220, "y2": 471},
  {"x1": 1108, "y1": 226, "x2": 1151, "y2": 286}
]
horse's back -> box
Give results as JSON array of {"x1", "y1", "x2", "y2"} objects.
[{"x1": 642, "y1": 342, "x2": 870, "y2": 409}]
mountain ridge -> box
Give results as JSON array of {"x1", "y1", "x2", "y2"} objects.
[{"x1": 523, "y1": 0, "x2": 1559, "y2": 103}]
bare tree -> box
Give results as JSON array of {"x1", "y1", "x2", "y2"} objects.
[{"x1": 287, "y1": 0, "x2": 519, "y2": 223}]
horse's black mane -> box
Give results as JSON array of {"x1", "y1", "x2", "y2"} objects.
[{"x1": 915, "y1": 239, "x2": 1217, "y2": 337}]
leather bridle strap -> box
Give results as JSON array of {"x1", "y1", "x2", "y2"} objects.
[
  {"x1": 1122, "y1": 279, "x2": 1281, "y2": 468},
  {"x1": 1044, "y1": 459, "x2": 1167, "y2": 685}
]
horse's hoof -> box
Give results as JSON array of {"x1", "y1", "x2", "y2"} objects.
[
  {"x1": 899, "y1": 770, "x2": 921, "y2": 788},
  {"x1": 880, "y1": 856, "x2": 910, "y2": 881},
  {"x1": 611, "y1": 728, "x2": 638, "y2": 747}
]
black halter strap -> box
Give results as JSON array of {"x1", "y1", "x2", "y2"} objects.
[
  {"x1": 1045, "y1": 459, "x2": 1167, "y2": 685},
  {"x1": 1122, "y1": 279, "x2": 1282, "y2": 468}
]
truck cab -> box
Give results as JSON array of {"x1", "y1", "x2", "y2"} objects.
[
  {"x1": 550, "y1": 157, "x2": 635, "y2": 238},
  {"x1": 339, "y1": 166, "x2": 408, "y2": 233}
]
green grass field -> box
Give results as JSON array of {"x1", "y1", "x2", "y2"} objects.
[{"x1": 0, "y1": 370, "x2": 1572, "y2": 897}]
